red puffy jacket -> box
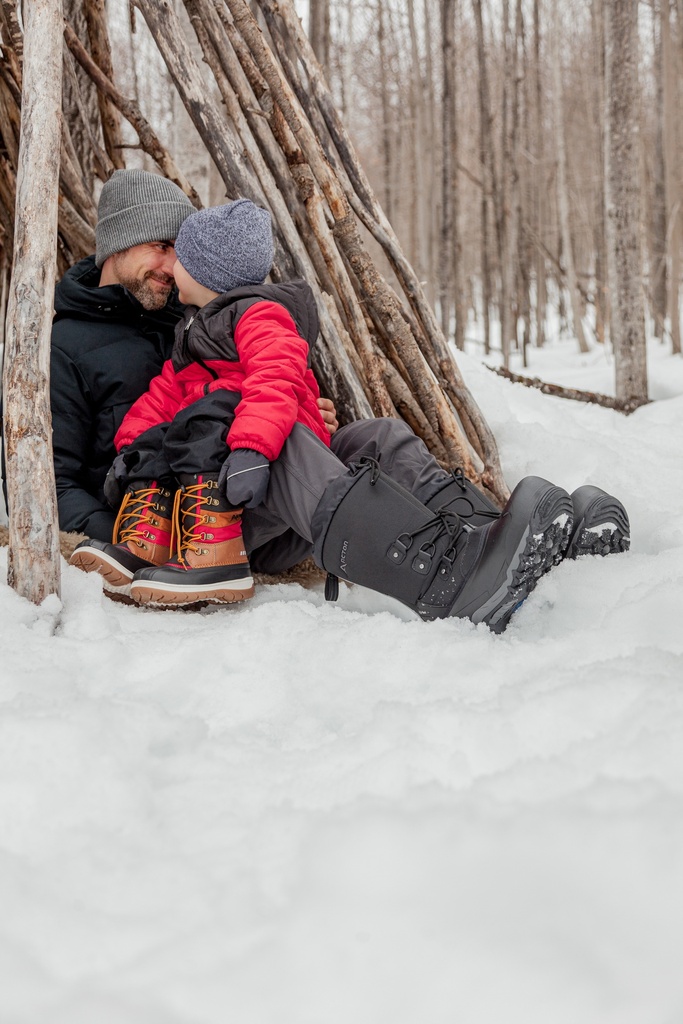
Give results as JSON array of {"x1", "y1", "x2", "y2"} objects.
[{"x1": 114, "y1": 282, "x2": 331, "y2": 460}]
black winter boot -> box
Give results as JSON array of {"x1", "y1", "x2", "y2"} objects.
[
  {"x1": 312, "y1": 459, "x2": 573, "y2": 633},
  {"x1": 425, "y1": 468, "x2": 501, "y2": 528},
  {"x1": 566, "y1": 485, "x2": 630, "y2": 558},
  {"x1": 428, "y1": 471, "x2": 631, "y2": 561},
  {"x1": 69, "y1": 480, "x2": 175, "y2": 602}
]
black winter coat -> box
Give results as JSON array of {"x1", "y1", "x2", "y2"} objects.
[{"x1": 51, "y1": 255, "x2": 182, "y2": 540}]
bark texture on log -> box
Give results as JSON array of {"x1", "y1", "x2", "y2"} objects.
[{"x1": 3, "y1": 0, "x2": 62, "y2": 604}]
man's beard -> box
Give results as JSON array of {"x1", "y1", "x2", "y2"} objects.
[{"x1": 112, "y1": 261, "x2": 173, "y2": 310}]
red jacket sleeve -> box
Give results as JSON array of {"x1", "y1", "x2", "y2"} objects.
[
  {"x1": 227, "y1": 301, "x2": 317, "y2": 460},
  {"x1": 114, "y1": 359, "x2": 184, "y2": 451}
]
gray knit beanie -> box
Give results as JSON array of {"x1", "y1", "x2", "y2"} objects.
[
  {"x1": 95, "y1": 169, "x2": 195, "y2": 267},
  {"x1": 174, "y1": 199, "x2": 274, "y2": 293}
]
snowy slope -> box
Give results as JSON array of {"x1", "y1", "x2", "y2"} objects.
[{"x1": 1, "y1": 337, "x2": 682, "y2": 1024}]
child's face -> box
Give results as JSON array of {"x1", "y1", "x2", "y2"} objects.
[{"x1": 173, "y1": 260, "x2": 220, "y2": 307}]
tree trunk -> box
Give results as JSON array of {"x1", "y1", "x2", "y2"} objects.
[
  {"x1": 422, "y1": 0, "x2": 438, "y2": 310},
  {"x1": 439, "y1": 0, "x2": 454, "y2": 340},
  {"x1": 605, "y1": 0, "x2": 648, "y2": 407},
  {"x1": 517, "y1": 0, "x2": 532, "y2": 366},
  {"x1": 591, "y1": 0, "x2": 607, "y2": 345},
  {"x1": 662, "y1": 0, "x2": 681, "y2": 354},
  {"x1": 499, "y1": 0, "x2": 513, "y2": 369},
  {"x1": 3, "y1": 0, "x2": 62, "y2": 604},
  {"x1": 472, "y1": 0, "x2": 494, "y2": 356},
  {"x1": 533, "y1": 0, "x2": 546, "y2": 348},
  {"x1": 500, "y1": 0, "x2": 523, "y2": 370},
  {"x1": 552, "y1": 0, "x2": 589, "y2": 354},
  {"x1": 651, "y1": 0, "x2": 668, "y2": 340},
  {"x1": 406, "y1": 0, "x2": 429, "y2": 298},
  {"x1": 377, "y1": 0, "x2": 394, "y2": 224},
  {"x1": 308, "y1": 0, "x2": 330, "y2": 76}
]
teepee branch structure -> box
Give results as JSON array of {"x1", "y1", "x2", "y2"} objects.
[
  {"x1": 144, "y1": 0, "x2": 507, "y2": 495},
  {"x1": 1, "y1": 0, "x2": 511, "y2": 538}
]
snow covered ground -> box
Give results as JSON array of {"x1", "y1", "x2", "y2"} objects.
[{"x1": 1, "y1": 332, "x2": 683, "y2": 1024}]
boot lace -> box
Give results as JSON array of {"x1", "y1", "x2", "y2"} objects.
[
  {"x1": 325, "y1": 458, "x2": 467, "y2": 600},
  {"x1": 171, "y1": 480, "x2": 222, "y2": 564},
  {"x1": 390, "y1": 510, "x2": 464, "y2": 574},
  {"x1": 440, "y1": 467, "x2": 500, "y2": 523},
  {"x1": 113, "y1": 485, "x2": 169, "y2": 546},
  {"x1": 352, "y1": 455, "x2": 382, "y2": 482}
]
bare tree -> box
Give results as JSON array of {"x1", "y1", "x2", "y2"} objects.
[
  {"x1": 662, "y1": 0, "x2": 681, "y2": 355},
  {"x1": 651, "y1": 0, "x2": 668, "y2": 340},
  {"x1": 533, "y1": 0, "x2": 546, "y2": 349},
  {"x1": 439, "y1": 0, "x2": 465, "y2": 349},
  {"x1": 551, "y1": 0, "x2": 589, "y2": 354},
  {"x1": 605, "y1": 0, "x2": 648, "y2": 408},
  {"x1": 472, "y1": 0, "x2": 495, "y2": 355},
  {"x1": 308, "y1": 0, "x2": 330, "y2": 75}
]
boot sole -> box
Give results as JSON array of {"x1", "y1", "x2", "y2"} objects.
[
  {"x1": 567, "y1": 490, "x2": 630, "y2": 558},
  {"x1": 69, "y1": 547, "x2": 135, "y2": 598},
  {"x1": 451, "y1": 482, "x2": 573, "y2": 633},
  {"x1": 130, "y1": 578, "x2": 255, "y2": 607},
  {"x1": 569, "y1": 526, "x2": 629, "y2": 557},
  {"x1": 480, "y1": 513, "x2": 570, "y2": 633}
]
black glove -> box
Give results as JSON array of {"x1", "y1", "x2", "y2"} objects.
[
  {"x1": 219, "y1": 448, "x2": 270, "y2": 509},
  {"x1": 103, "y1": 448, "x2": 135, "y2": 508}
]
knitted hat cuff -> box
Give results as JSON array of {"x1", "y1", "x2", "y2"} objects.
[
  {"x1": 96, "y1": 202, "x2": 191, "y2": 267},
  {"x1": 95, "y1": 170, "x2": 195, "y2": 267}
]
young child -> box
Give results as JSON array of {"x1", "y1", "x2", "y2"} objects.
[{"x1": 70, "y1": 198, "x2": 331, "y2": 607}]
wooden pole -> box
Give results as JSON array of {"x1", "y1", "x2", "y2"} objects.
[{"x1": 2, "y1": 0, "x2": 62, "y2": 603}]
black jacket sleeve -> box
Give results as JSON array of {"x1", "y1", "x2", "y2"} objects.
[{"x1": 50, "y1": 344, "x2": 116, "y2": 541}]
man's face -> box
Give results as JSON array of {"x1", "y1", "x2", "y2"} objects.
[{"x1": 105, "y1": 242, "x2": 177, "y2": 310}]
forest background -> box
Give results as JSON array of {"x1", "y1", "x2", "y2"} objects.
[
  {"x1": 3, "y1": 0, "x2": 680, "y2": 393},
  {"x1": 0, "y1": 0, "x2": 680, "y2": 601}
]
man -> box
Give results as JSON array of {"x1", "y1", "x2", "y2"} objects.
[
  {"x1": 51, "y1": 169, "x2": 337, "y2": 543},
  {"x1": 63, "y1": 177, "x2": 630, "y2": 632}
]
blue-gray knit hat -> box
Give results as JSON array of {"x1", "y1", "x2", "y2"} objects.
[
  {"x1": 174, "y1": 199, "x2": 274, "y2": 293},
  {"x1": 96, "y1": 169, "x2": 195, "y2": 268}
]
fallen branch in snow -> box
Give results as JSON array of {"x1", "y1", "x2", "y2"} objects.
[{"x1": 490, "y1": 366, "x2": 647, "y2": 414}]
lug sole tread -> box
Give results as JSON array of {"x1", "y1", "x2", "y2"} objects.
[
  {"x1": 479, "y1": 511, "x2": 572, "y2": 634},
  {"x1": 569, "y1": 526, "x2": 630, "y2": 558},
  {"x1": 130, "y1": 582, "x2": 255, "y2": 607}
]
